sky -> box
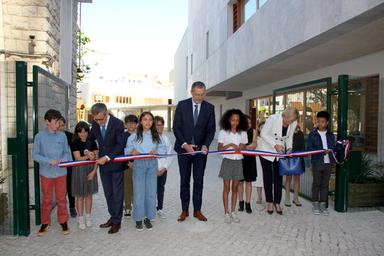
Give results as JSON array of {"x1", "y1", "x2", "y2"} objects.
[{"x1": 80, "y1": 0, "x2": 188, "y2": 81}]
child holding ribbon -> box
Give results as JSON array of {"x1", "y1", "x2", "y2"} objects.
[
  {"x1": 70, "y1": 121, "x2": 99, "y2": 230},
  {"x1": 307, "y1": 111, "x2": 338, "y2": 216},
  {"x1": 218, "y1": 109, "x2": 248, "y2": 224},
  {"x1": 32, "y1": 109, "x2": 72, "y2": 236},
  {"x1": 125, "y1": 112, "x2": 166, "y2": 231}
]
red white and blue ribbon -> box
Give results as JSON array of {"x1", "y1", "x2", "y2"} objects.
[{"x1": 58, "y1": 140, "x2": 350, "y2": 168}]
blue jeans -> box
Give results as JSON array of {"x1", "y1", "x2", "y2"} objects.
[{"x1": 132, "y1": 159, "x2": 158, "y2": 221}]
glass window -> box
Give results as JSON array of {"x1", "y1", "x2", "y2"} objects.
[
  {"x1": 286, "y1": 91, "x2": 304, "y2": 131},
  {"x1": 347, "y1": 78, "x2": 366, "y2": 150},
  {"x1": 275, "y1": 85, "x2": 328, "y2": 135},
  {"x1": 305, "y1": 87, "x2": 327, "y2": 134},
  {"x1": 259, "y1": 0, "x2": 268, "y2": 8},
  {"x1": 249, "y1": 96, "x2": 272, "y2": 128},
  {"x1": 244, "y1": 0, "x2": 256, "y2": 22}
]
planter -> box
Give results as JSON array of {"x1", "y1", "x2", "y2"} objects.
[{"x1": 348, "y1": 182, "x2": 384, "y2": 207}]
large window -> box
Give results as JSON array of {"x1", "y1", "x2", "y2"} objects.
[
  {"x1": 249, "y1": 95, "x2": 272, "y2": 128},
  {"x1": 244, "y1": 0, "x2": 257, "y2": 22},
  {"x1": 346, "y1": 75, "x2": 379, "y2": 152},
  {"x1": 231, "y1": 0, "x2": 269, "y2": 33},
  {"x1": 274, "y1": 79, "x2": 330, "y2": 135}
]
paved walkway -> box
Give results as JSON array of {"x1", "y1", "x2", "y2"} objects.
[{"x1": 1, "y1": 145, "x2": 384, "y2": 255}]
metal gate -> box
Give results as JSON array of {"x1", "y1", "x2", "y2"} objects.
[{"x1": 6, "y1": 61, "x2": 74, "y2": 236}]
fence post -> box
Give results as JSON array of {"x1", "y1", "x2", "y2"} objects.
[
  {"x1": 335, "y1": 75, "x2": 349, "y2": 212},
  {"x1": 7, "y1": 61, "x2": 30, "y2": 236},
  {"x1": 32, "y1": 66, "x2": 41, "y2": 225}
]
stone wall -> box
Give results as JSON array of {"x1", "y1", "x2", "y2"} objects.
[
  {"x1": 2, "y1": 0, "x2": 61, "y2": 74},
  {"x1": 0, "y1": 0, "x2": 79, "y2": 173}
]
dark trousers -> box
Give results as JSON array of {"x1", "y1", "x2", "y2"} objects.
[
  {"x1": 260, "y1": 157, "x2": 282, "y2": 204},
  {"x1": 157, "y1": 170, "x2": 168, "y2": 210},
  {"x1": 178, "y1": 154, "x2": 207, "y2": 211},
  {"x1": 100, "y1": 169, "x2": 124, "y2": 225},
  {"x1": 66, "y1": 167, "x2": 75, "y2": 209},
  {"x1": 312, "y1": 164, "x2": 331, "y2": 202}
]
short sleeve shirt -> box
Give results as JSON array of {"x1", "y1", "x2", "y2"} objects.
[{"x1": 218, "y1": 130, "x2": 248, "y2": 160}]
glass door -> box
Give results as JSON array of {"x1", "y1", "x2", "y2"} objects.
[{"x1": 334, "y1": 74, "x2": 379, "y2": 212}]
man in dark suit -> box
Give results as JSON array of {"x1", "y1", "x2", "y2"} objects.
[
  {"x1": 85, "y1": 103, "x2": 125, "y2": 234},
  {"x1": 173, "y1": 81, "x2": 216, "y2": 222}
]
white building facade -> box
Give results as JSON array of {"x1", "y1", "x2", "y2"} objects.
[
  {"x1": 78, "y1": 73, "x2": 175, "y2": 129},
  {"x1": 173, "y1": 0, "x2": 384, "y2": 163}
]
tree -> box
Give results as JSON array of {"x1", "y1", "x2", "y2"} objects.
[{"x1": 77, "y1": 31, "x2": 91, "y2": 82}]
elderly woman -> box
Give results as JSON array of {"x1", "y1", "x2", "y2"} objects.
[{"x1": 258, "y1": 107, "x2": 298, "y2": 215}]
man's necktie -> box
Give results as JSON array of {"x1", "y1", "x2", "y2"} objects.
[
  {"x1": 193, "y1": 104, "x2": 199, "y2": 126},
  {"x1": 101, "y1": 125, "x2": 106, "y2": 139}
]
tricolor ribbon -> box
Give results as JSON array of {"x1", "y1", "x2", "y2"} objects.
[{"x1": 58, "y1": 140, "x2": 350, "y2": 168}]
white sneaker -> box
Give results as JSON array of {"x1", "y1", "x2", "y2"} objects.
[
  {"x1": 78, "y1": 218, "x2": 86, "y2": 230},
  {"x1": 157, "y1": 210, "x2": 167, "y2": 219},
  {"x1": 230, "y1": 212, "x2": 240, "y2": 223},
  {"x1": 224, "y1": 213, "x2": 231, "y2": 224},
  {"x1": 312, "y1": 202, "x2": 321, "y2": 215},
  {"x1": 320, "y1": 202, "x2": 330, "y2": 216},
  {"x1": 85, "y1": 216, "x2": 92, "y2": 227}
]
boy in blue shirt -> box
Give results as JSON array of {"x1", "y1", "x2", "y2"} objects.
[{"x1": 32, "y1": 109, "x2": 72, "y2": 236}]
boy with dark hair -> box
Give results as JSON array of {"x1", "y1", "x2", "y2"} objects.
[
  {"x1": 123, "y1": 114, "x2": 138, "y2": 217},
  {"x1": 58, "y1": 116, "x2": 77, "y2": 218},
  {"x1": 307, "y1": 111, "x2": 336, "y2": 216},
  {"x1": 32, "y1": 109, "x2": 72, "y2": 236}
]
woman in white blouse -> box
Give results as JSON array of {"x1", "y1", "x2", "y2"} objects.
[{"x1": 258, "y1": 108, "x2": 298, "y2": 215}]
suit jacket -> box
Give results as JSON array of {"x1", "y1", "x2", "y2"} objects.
[
  {"x1": 87, "y1": 114, "x2": 125, "y2": 171},
  {"x1": 173, "y1": 98, "x2": 216, "y2": 153},
  {"x1": 258, "y1": 113, "x2": 297, "y2": 162}
]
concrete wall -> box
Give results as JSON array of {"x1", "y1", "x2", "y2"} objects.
[
  {"x1": 207, "y1": 50, "x2": 384, "y2": 162},
  {"x1": 173, "y1": 30, "x2": 189, "y2": 102},
  {"x1": 175, "y1": 0, "x2": 384, "y2": 93}
]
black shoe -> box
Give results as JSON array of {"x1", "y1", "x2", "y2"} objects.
[
  {"x1": 108, "y1": 224, "x2": 121, "y2": 234},
  {"x1": 136, "y1": 221, "x2": 144, "y2": 231},
  {"x1": 245, "y1": 202, "x2": 252, "y2": 214},
  {"x1": 60, "y1": 222, "x2": 70, "y2": 235},
  {"x1": 70, "y1": 208, "x2": 77, "y2": 218},
  {"x1": 144, "y1": 218, "x2": 153, "y2": 230},
  {"x1": 37, "y1": 224, "x2": 49, "y2": 236},
  {"x1": 99, "y1": 220, "x2": 112, "y2": 228},
  {"x1": 124, "y1": 209, "x2": 131, "y2": 217},
  {"x1": 238, "y1": 201, "x2": 244, "y2": 212},
  {"x1": 274, "y1": 203, "x2": 283, "y2": 215}
]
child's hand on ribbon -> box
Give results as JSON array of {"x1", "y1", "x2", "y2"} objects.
[
  {"x1": 130, "y1": 149, "x2": 139, "y2": 156},
  {"x1": 49, "y1": 160, "x2": 58, "y2": 166}
]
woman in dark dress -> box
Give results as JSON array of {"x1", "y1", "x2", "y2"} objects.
[
  {"x1": 71, "y1": 121, "x2": 99, "y2": 230},
  {"x1": 284, "y1": 125, "x2": 305, "y2": 207},
  {"x1": 238, "y1": 116, "x2": 257, "y2": 213}
]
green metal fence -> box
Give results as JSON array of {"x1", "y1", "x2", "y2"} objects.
[
  {"x1": 4, "y1": 61, "x2": 72, "y2": 236},
  {"x1": 31, "y1": 66, "x2": 71, "y2": 226},
  {"x1": 272, "y1": 78, "x2": 332, "y2": 201}
]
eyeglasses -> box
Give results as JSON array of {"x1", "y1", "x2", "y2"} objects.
[{"x1": 94, "y1": 113, "x2": 107, "y2": 122}]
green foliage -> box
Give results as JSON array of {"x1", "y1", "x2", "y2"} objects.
[
  {"x1": 77, "y1": 31, "x2": 91, "y2": 82},
  {"x1": 350, "y1": 153, "x2": 384, "y2": 184}
]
